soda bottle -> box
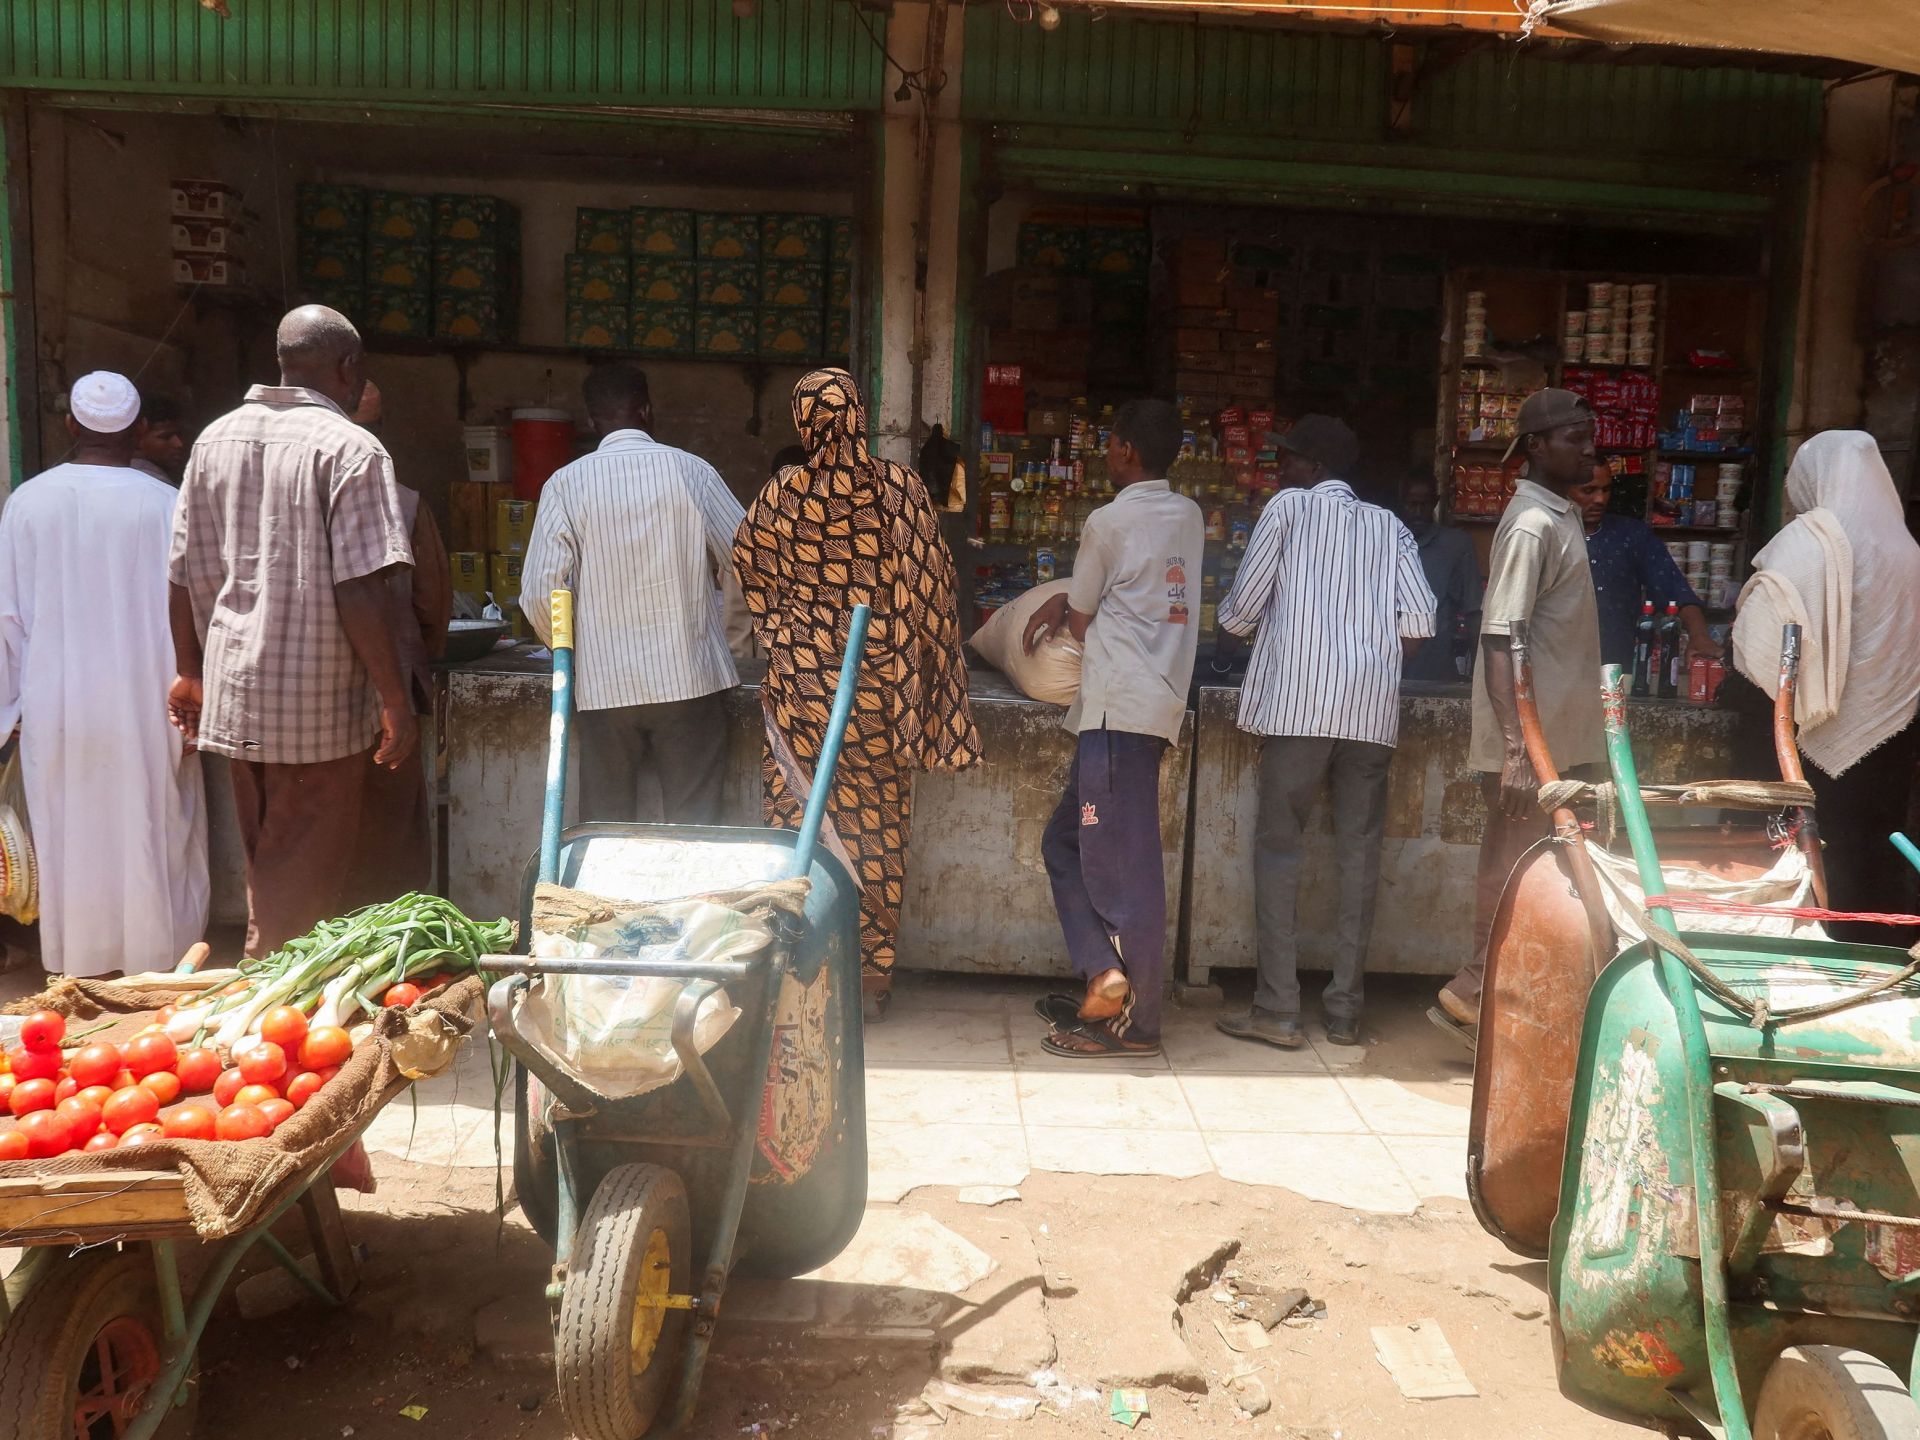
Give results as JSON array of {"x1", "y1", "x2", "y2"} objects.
[
  {"x1": 1631, "y1": 601, "x2": 1656, "y2": 697},
  {"x1": 1041, "y1": 476, "x2": 1063, "y2": 542},
  {"x1": 1657, "y1": 602, "x2": 1683, "y2": 698}
]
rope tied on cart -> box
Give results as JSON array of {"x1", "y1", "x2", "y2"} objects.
[{"x1": 1535, "y1": 777, "x2": 1816, "y2": 816}]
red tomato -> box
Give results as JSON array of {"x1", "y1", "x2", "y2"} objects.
[
  {"x1": 315, "y1": 1065, "x2": 341, "y2": 1084},
  {"x1": 55, "y1": 1095, "x2": 102, "y2": 1140},
  {"x1": 215, "y1": 1104, "x2": 271, "y2": 1142},
  {"x1": 53, "y1": 1076, "x2": 78, "y2": 1104},
  {"x1": 9, "y1": 1078, "x2": 55, "y2": 1116},
  {"x1": 18, "y1": 1010, "x2": 64, "y2": 1051},
  {"x1": 76, "y1": 1085, "x2": 114, "y2": 1110},
  {"x1": 258, "y1": 1098, "x2": 295, "y2": 1128},
  {"x1": 175, "y1": 1048, "x2": 222, "y2": 1094},
  {"x1": 0, "y1": 1075, "x2": 14, "y2": 1106},
  {"x1": 383, "y1": 982, "x2": 422, "y2": 1009},
  {"x1": 139, "y1": 1071, "x2": 183, "y2": 1106},
  {"x1": 162, "y1": 1106, "x2": 217, "y2": 1141},
  {"x1": 259, "y1": 1007, "x2": 309, "y2": 1052},
  {"x1": 299, "y1": 1028, "x2": 352, "y2": 1071},
  {"x1": 0, "y1": 1129, "x2": 27, "y2": 1161},
  {"x1": 109, "y1": 1069, "x2": 137, "y2": 1092},
  {"x1": 234, "y1": 1083, "x2": 280, "y2": 1109},
  {"x1": 155, "y1": 1005, "x2": 176, "y2": 1025},
  {"x1": 283, "y1": 1071, "x2": 324, "y2": 1109},
  {"x1": 117, "y1": 1123, "x2": 166, "y2": 1147},
  {"x1": 17, "y1": 1109, "x2": 72, "y2": 1157},
  {"x1": 67, "y1": 1042, "x2": 124, "y2": 1089},
  {"x1": 101, "y1": 1086, "x2": 160, "y2": 1135},
  {"x1": 81, "y1": 1131, "x2": 120, "y2": 1153},
  {"x1": 124, "y1": 1033, "x2": 178, "y2": 1080},
  {"x1": 5, "y1": 1046, "x2": 59, "y2": 1083},
  {"x1": 213, "y1": 1068, "x2": 246, "y2": 1107},
  {"x1": 235, "y1": 1041, "x2": 287, "y2": 1086}
]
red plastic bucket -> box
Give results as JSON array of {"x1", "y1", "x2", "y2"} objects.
[{"x1": 511, "y1": 408, "x2": 576, "y2": 501}]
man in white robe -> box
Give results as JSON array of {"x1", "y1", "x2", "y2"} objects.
[{"x1": 0, "y1": 370, "x2": 208, "y2": 975}]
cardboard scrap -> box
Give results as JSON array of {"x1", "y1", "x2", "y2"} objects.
[
  {"x1": 399, "y1": 1405, "x2": 430, "y2": 1421},
  {"x1": 1371, "y1": 1318, "x2": 1478, "y2": 1399},
  {"x1": 1212, "y1": 1314, "x2": 1272, "y2": 1353},
  {"x1": 1108, "y1": 1389, "x2": 1150, "y2": 1428}
]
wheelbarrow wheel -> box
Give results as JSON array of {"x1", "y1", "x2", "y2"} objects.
[
  {"x1": 513, "y1": 1062, "x2": 559, "y2": 1249},
  {"x1": 0, "y1": 1247, "x2": 199, "y2": 1440},
  {"x1": 556, "y1": 1163, "x2": 692, "y2": 1440},
  {"x1": 1754, "y1": 1345, "x2": 1920, "y2": 1439}
]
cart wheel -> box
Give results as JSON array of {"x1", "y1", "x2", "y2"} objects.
[
  {"x1": 556, "y1": 1163, "x2": 692, "y2": 1440},
  {"x1": 1754, "y1": 1346, "x2": 1920, "y2": 1439},
  {"x1": 0, "y1": 1247, "x2": 199, "y2": 1440},
  {"x1": 513, "y1": 1063, "x2": 559, "y2": 1248}
]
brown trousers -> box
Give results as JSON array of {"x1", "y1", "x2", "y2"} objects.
[{"x1": 231, "y1": 748, "x2": 374, "y2": 958}]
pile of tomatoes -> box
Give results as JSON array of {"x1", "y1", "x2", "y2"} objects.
[{"x1": 0, "y1": 1005, "x2": 356, "y2": 1160}]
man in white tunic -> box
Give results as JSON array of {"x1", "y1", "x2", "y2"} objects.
[{"x1": 0, "y1": 371, "x2": 207, "y2": 975}]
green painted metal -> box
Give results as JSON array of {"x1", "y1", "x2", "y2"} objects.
[
  {"x1": 0, "y1": 0, "x2": 885, "y2": 111},
  {"x1": 0, "y1": 94, "x2": 24, "y2": 489},
  {"x1": 949, "y1": 123, "x2": 983, "y2": 438},
  {"x1": 1547, "y1": 673, "x2": 1920, "y2": 1432},
  {"x1": 862, "y1": 113, "x2": 886, "y2": 423}
]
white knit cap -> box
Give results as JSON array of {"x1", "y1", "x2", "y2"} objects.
[{"x1": 69, "y1": 371, "x2": 142, "y2": 434}]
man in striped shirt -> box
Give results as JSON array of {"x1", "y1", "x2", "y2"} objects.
[
  {"x1": 1214, "y1": 416, "x2": 1436, "y2": 1049},
  {"x1": 521, "y1": 365, "x2": 746, "y2": 825}
]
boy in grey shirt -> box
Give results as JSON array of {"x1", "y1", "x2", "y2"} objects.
[{"x1": 1022, "y1": 398, "x2": 1204, "y2": 1057}]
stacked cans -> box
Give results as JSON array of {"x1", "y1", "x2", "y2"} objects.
[
  {"x1": 1715, "y1": 461, "x2": 1743, "y2": 529},
  {"x1": 1708, "y1": 541, "x2": 1736, "y2": 609},
  {"x1": 1569, "y1": 280, "x2": 1656, "y2": 367},
  {"x1": 1463, "y1": 290, "x2": 1488, "y2": 359}
]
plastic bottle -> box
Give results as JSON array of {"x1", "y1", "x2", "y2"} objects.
[
  {"x1": 1657, "y1": 601, "x2": 1683, "y2": 698},
  {"x1": 1631, "y1": 601, "x2": 1656, "y2": 697}
]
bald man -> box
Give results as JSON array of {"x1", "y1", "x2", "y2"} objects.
[{"x1": 168, "y1": 306, "x2": 417, "y2": 954}]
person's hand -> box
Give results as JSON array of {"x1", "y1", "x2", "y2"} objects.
[
  {"x1": 1692, "y1": 632, "x2": 1726, "y2": 661},
  {"x1": 167, "y1": 675, "x2": 203, "y2": 744},
  {"x1": 374, "y1": 704, "x2": 419, "y2": 769},
  {"x1": 1022, "y1": 594, "x2": 1071, "y2": 656},
  {"x1": 1499, "y1": 747, "x2": 1539, "y2": 820}
]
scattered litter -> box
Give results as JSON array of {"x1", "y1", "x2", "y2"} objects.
[
  {"x1": 740, "y1": 1421, "x2": 793, "y2": 1437},
  {"x1": 1371, "y1": 1319, "x2": 1478, "y2": 1400},
  {"x1": 1038, "y1": 1223, "x2": 1050, "y2": 1235},
  {"x1": 1212, "y1": 1314, "x2": 1272, "y2": 1353},
  {"x1": 1210, "y1": 1286, "x2": 1235, "y2": 1306},
  {"x1": 399, "y1": 1406, "x2": 429, "y2": 1421},
  {"x1": 1226, "y1": 1282, "x2": 1316, "y2": 1330},
  {"x1": 957, "y1": 1185, "x2": 1021, "y2": 1206},
  {"x1": 1224, "y1": 1370, "x2": 1271, "y2": 1418},
  {"x1": 340, "y1": 1429, "x2": 355, "y2": 1439},
  {"x1": 921, "y1": 1379, "x2": 1040, "y2": 1422},
  {"x1": 283, "y1": 1355, "x2": 302, "y2": 1371},
  {"x1": 1031, "y1": 1369, "x2": 1103, "y2": 1413},
  {"x1": 1108, "y1": 1390, "x2": 1150, "y2": 1428}
]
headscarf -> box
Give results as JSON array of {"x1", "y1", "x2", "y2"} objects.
[
  {"x1": 1732, "y1": 430, "x2": 1920, "y2": 776},
  {"x1": 734, "y1": 369, "x2": 981, "y2": 773}
]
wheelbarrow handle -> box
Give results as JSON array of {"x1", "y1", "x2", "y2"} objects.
[
  {"x1": 538, "y1": 589, "x2": 576, "y2": 888},
  {"x1": 786, "y1": 602, "x2": 872, "y2": 881},
  {"x1": 479, "y1": 953, "x2": 767, "y2": 982}
]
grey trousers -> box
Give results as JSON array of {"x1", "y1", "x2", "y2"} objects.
[
  {"x1": 576, "y1": 691, "x2": 729, "y2": 827},
  {"x1": 1253, "y1": 735, "x2": 1394, "y2": 1022}
]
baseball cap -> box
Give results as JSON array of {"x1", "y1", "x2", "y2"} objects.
[
  {"x1": 1276, "y1": 414, "x2": 1360, "y2": 476},
  {"x1": 1503, "y1": 388, "x2": 1593, "y2": 461}
]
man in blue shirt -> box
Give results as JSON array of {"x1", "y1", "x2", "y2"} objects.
[{"x1": 1574, "y1": 463, "x2": 1724, "y2": 670}]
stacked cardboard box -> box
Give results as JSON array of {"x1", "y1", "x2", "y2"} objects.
[
  {"x1": 435, "y1": 194, "x2": 519, "y2": 344},
  {"x1": 759, "y1": 214, "x2": 825, "y2": 362},
  {"x1": 630, "y1": 208, "x2": 696, "y2": 356},
  {"x1": 694, "y1": 212, "x2": 761, "y2": 359},
  {"x1": 295, "y1": 184, "x2": 366, "y2": 319},
  {"x1": 352, "y1": 191, "x2": 430, "y2": 340},
  {"x1": 172, "y1": 180, "x2": 248, "y2": 289},
  {"x1": 565, "y1": 251, "x2": 631, "y2": 350},
  {"x1": 1166, "y1": 236, "x2": 1284, "y2": 417},
  {"x1": 826, "y1": 216, "x2": 854, "y2": 363}
]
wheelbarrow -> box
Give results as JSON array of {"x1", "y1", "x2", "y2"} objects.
[
  {"x1": 1549, "y1": 663, "x2": 1920, "y2": 1438},
  {"x1": 484, "y1": 592, "x2": 870, "y2": 1440}
]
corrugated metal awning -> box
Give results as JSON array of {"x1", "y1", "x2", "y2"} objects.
[{"x1": 1536, "y1": 0, "x2": 1919, "y2": 74}]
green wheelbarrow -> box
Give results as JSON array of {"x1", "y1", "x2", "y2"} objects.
[
  {"x1": 483, "y1": 592, "x2": 870, "y2": 1440},
  {"x1": 1550, "y1": 663, "x2": 1920, "y2": 1438}
]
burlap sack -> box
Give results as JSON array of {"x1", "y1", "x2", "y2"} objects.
[{"x1": 1, "y1": 974, "x2": 484, "y2": 1240}]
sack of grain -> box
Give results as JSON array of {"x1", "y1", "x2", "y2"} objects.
[{"x1": 969, "y1": 579, "x2": 1083, "y2": 706}]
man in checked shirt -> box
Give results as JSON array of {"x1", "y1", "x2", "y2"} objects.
[{"x1": 168, "y1": 306, "x2": 417, "y2": 956}]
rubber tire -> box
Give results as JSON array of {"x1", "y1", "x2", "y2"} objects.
[
  {"x1": 0, "y1": 1247, "x2": 199, "y2": 1440},
  {"x1": 513, "y1": 1062, "x2": 559, "y2": 1249},
  {"x1": 1754, "y1": 1346, "x2": 1920, "y2": 1439},
  {"x1": 555, "y1": 1163, "x2": 692, "y2": 1440}
]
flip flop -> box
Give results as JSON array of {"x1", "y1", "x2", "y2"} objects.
[
  {"x1": 1427, "y1": 1006, "x2": 1477, "y2": 1054},
  {"x1": 1039, "y1": 1024, "x2": 1162, "y2": 1060},
  {"x1": 1034, "y1": 993, "x2": 1081, "y2": 1028}
]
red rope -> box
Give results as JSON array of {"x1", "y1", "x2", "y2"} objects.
[{"x1": 1644, "y1": 894, "x2": 1920, "y2": 928}]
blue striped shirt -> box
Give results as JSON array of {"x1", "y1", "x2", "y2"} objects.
[
  {"x1": 521, "y1": 429, "x2": 744, "y2": 711},
  {"x1": 1218, "y1": 478, "x2": 1436, "y2": 746}
]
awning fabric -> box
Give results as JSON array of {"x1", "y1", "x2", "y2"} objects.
[{"x1": 1535, "y1": 0, "x2": 1920, "y2": 75}]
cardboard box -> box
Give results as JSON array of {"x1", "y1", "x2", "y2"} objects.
[
  {"x1": 434, "y1": 291, "x2": 507, "y2": 343},
  {"x1": 565, "y1": 252, "x2": 630, "y2": 305},
  {"x1": 1017, "y1": 222, "x2": 1086, "y2": 273},
  {"x1": 172, "y1": 179, "x2": 240, "y2": 220},
  {"x1": 1086, "y1": 227, "x2": 1150, "y2": 280},
  {"x1": 565, "y1": 302, "x2": 629, "y2": 350},
  {"x1": 366, "y1": 191, "x2": 432, "y2": 242},
  {"x1": 694, "y1": 308, "x2": 757, "y2": 358},
  {"x1": 1167, "y1": 236, "x2": 1229, "y2": 274},
  {"x1": 762, "y1": 262, "x2": 825, "y2": 309},
  {"x1": 1173, "y1": 306, "x2": 1235, "y2": 329},
  {"x1": 434, "y1": 194, "x2": 518, "y2": 245},
  {"x1": 696, "y1": 212, "x2": 760, "y2": 263},
  {"x1": 171, "y1": 219, "x2": 244, "y2": 255},
  {"x1": 298, "y1": 282, "x2": 363, "y2": 318},
  {"x1": 631, "y1": 207, "x2": 695, "y2": 258},
  {"x1": 696, "y1": 262, "x2": 759, "y2": 308},
  {"x1": 434, "y1": 243, "x2": 505, "y2": 293},
  {"x1": 295, "y1": 183, "x2": 364, "y2": 232},
  {"x1": 630, "y1": 305, "x2": 694, "y2": 356},
  {"x1": 829, "y1": 216, "x2": 855, "y2": 267},
  {"x1": 1225, "y1": 330, "x2": 1276, "y2": 353},
  {"x1": 1231, "y1": 351, "x2": 1277, "y2": 377},
  {"x1": 574, "y1": 207, "x2": 629, "y2": 255},
  {"x1": 296, "y1": 233, "x2": 364, "y2": 285},
  {"x1": 1176, "y1": 351, "x2": 1232, "y2": 375},
  {"x1": 824, "y1": 306, "x2": 851, "y2": 361},
  {"x1": 174, "y1": 256, "x2": 247, "y2": 287},
  {"x1": 364, "y1": 286, "x2": 431, "y2": 338},
  {"x1": 828, "y1": 265, "x2": 853, "y2": 311},
  {"x1": 448, "y1": 484, "x2": 493, "y2": 553},
  {"x1": 450, "y1": 551, "x2": 488, "y2": 607},
  {"x1": 494, "y1": 498, "x2": 537, "y2": 555},
  {"x1": 631, "y1": 260, "x2": 695, "y2": 306},
  {"x1": 1174, "y1": 328, "x2": 1221, "y2": 352},
  {"x1": 366, "y1": 241, "x2": 431, "y2": 289},
  {"x1": 488, "y1": 551, "x2": 524, "y2": 597},
  {"x1": 761, "y1": 213, "x2": 827, "y2": 263},
  {"x1": 1175, "y1": 278, "x2": 1225, "y2": 309},
  {"x1": 758, "y1": 307, "x2": 823, "y2": 361}
]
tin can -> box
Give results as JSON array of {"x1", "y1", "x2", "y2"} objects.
[{"x1": 1034, "y1": 547, "x2": 1056, "y2": 584}]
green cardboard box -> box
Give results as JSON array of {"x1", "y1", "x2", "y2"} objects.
[
  {"x1": 827, "y1": 265, "x2": 853, "y2": 311},
  {"x1": 763, "y1": 262, "x2": 825, "y2": 309},
  {"x1": 696, "y1": 262, "x2": 759, "y2": 308},
  {"x1": 631, "y1": 207, "x2": 695, "y2": 258},
  {"x1": 761, "y1": 213, "x2": 827, "y2": 263},
  {"x1": 630, "y1": 305, "x2": 694, "y2": 356},
  {"x1": 296, "y1": 183, "x2": 365, "y2": 234},
  {"x1": 829, "y1": 216, "x2": 855, "y2": 267},
  {"x1": 366, "y1": 241, "x2": 430, "y2": 289},
  {"x1": 1086, "y1": 227, "x2": 1151, "y2": 280},
  {"x1": 300, "y1": 283, "x2": 365, "y2": 325},
  {"x1": 434, "y1": 194, "x2": 519, "y2": 245},
  {"x1": 565, "y1": 252, "x2": 630, "y2": 305},
  {"x1": 630, "y1": 260, "x2": 695, "y2": 306},
  {"x1": 694, "y1": 307, "x2": 757, "y2": 358},
  {"x1": 366, "y1": 190, "x2": 432, "y2": 243},
  {"x1": 434, "y1": 291, "x2": 506, "y2": 343},
  {"x1": 696, "y1": 212, "x2": 759, "y2": 264},
  {"x1": 758, "y1": 306, "x2": 824, "y2": 361},
  {"x1": 296, "y1": 232, "x2": 364, "y2": 286},
  {"x1": 566, "y1": 302, "x2": 629, "y2": 350},
  {"x1": 1017, "y1": 221, "x2": 1087, "y2": 273},
  {"x1": 364, "y1": 285, "x2": 431, "y2": 339},
  {"x1": 824, "y1": 305, "x2": 852, "y2": 361},
  {"x1": 575, "y1": 207, "x2": 629, "y2": 255},
  {"x1": 435, "y1": 243, "x2": 505, "y2": 293}
]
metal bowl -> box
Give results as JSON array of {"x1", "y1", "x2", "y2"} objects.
[{"x1": 441, "y1": 618, "x2": 511, "y2": 664}]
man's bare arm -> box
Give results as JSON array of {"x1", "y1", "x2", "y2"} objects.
[
  {"x1": 167, "y1": 583, "x2": 204, "y2": 744},
  {"x1": 336, "y1": 569, "x2": 418, "y2": 768},
  {"x1": 1480, "y1": 636, "x2": 1537, "y2": 820}
]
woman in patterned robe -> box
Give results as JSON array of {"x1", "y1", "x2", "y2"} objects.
[{"x1": 733, "y1": 369, "x2": 982, "y2": 1002}]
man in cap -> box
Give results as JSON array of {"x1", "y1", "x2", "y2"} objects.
[
  {"x1": 1434, "y1": 388, "x2": 1604, "y2": 1038},
  {"x1": 1213, "y1": 416, "x2": 1435, "y2": 1048},
  {"x1": 168, "y1": 306, "x2": 417, "y2": 955},
  {"x1": 0, "y1": 371, "x2": 208, "y2": 975}
]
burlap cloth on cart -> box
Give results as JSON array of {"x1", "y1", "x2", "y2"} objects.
[
  {"x1": 0, "y1": 971, "x2": 486, "y2": 1240},
  {"x1": 530, "y1": 876, "x2": 812, "y2": 936}
]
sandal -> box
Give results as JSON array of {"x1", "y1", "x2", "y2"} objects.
[
  {"x1": 1033, "y1": 993, "x2": 1081, "y2": 1028},
  {"x1": 1040, "y1": 1021, "x2": 1162, "y2": 1060}
]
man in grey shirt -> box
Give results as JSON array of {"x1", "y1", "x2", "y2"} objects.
[{"x1": 1400, "y1": 468, "x2": 1482, "y2": 684}]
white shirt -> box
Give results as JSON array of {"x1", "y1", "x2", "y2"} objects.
[
  {"x1": 521, "y1": 429, "x2": 746, "y2": 711},
  {"x1": 1219, "y1": 478, "x2": 1436, "y2": 747},
  {"x1": 1064, "y1": 479, "x2": 1205, "y2": 744}
]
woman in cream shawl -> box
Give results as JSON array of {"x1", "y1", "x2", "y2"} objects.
[{"x1": 1732, "y1": 430, "x2": 1920, "y2": 941}]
